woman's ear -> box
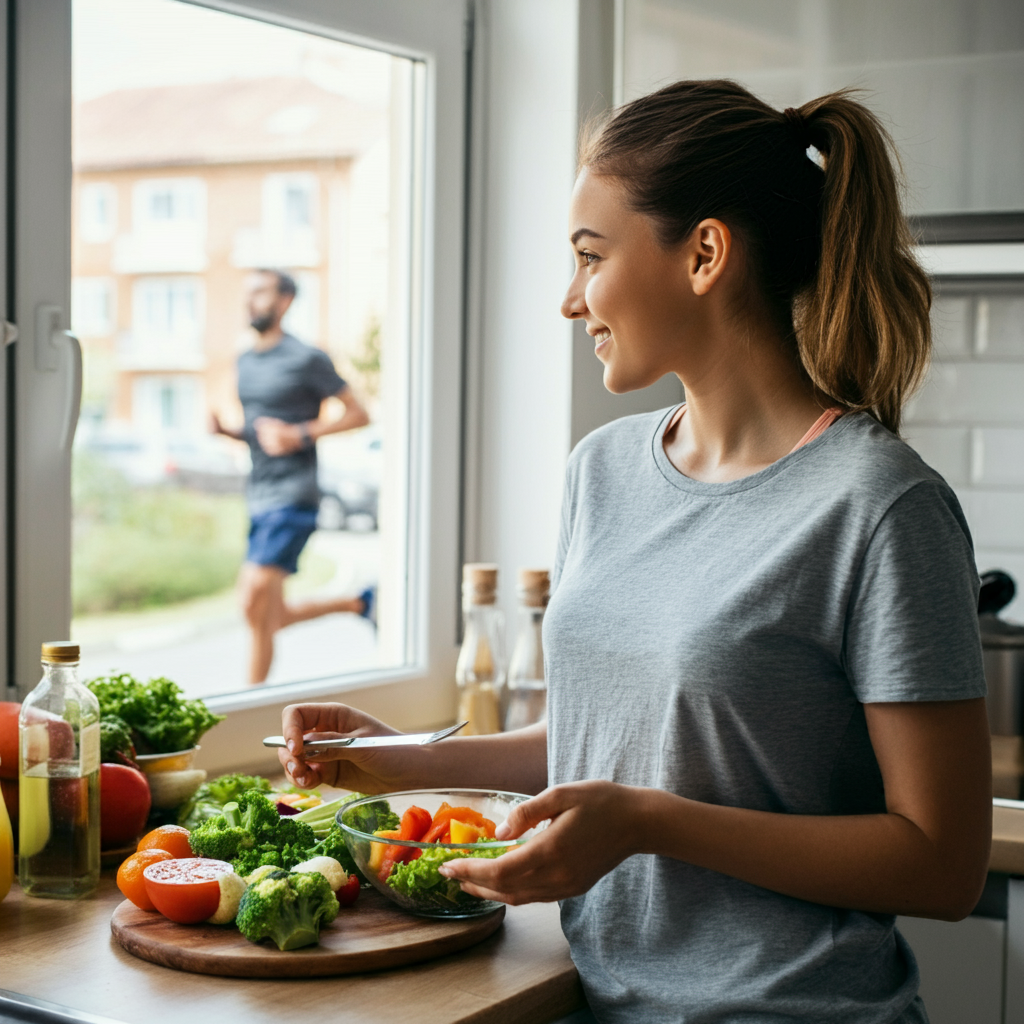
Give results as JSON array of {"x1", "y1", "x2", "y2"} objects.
[{"x1": 689, "y1": 218, "x2": 732, "y2": 296}]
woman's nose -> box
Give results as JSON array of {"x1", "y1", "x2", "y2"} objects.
[{"x1": 561, "y1": 271, "x2": 586, "y2": 320}]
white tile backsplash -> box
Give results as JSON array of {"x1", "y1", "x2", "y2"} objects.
[
  {"x1": 958, "y1": 490, "x2": 1024, "y2": 549},
  {"x1": 980, "y1": 297, "x2": 1024, "y2": 359},
  {"x1": 931, "y1": 295, "x2": 973, "y2": 358},
  {"x1": 904, "y1": 426, "x2": 971, "y2": 485},
  {"x1": 914, "y1": 284, "x2": 1024, "y2": 609},
  {"x1": 971, "y1": 428, "x2": 1024, "y2": 487},
  {"x1": 905, "y1": 363, "x2": 1024, "y2": 424}
]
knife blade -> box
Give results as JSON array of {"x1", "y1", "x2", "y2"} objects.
[{"x1": 262, "y1": 721, "x2": 468, "y2": 752}]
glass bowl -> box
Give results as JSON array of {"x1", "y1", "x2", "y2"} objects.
[{"x1": 338, "y1": 788, "x2": 540, "y2": 918}]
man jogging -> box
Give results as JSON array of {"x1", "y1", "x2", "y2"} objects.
[{"x1": 212, "y1": 268, "x2": 372, "y2": 684}]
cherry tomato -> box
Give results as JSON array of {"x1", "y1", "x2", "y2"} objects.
[
  {"x1": 143, "y1": 857, "x2": 232, "y2": 924},
  {"x1": 137, "y1": 824, "x2": 193, "y2": 860},
  {"x1": 117, "y1": 848, "x2": 173, "y2": 911}
]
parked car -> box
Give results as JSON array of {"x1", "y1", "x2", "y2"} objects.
[
  {"x1": 317, "y1": 426, "x2": 381, "y2": 532},
  {"x1": 75, "y1": 425, "x2": 249, "y2": 492}
]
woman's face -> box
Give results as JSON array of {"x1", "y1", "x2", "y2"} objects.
[{"x1": 561, "y1": 168, "x2": 723, "y2": 394}]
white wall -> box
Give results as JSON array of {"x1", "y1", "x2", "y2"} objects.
[{"x1": 469, "y1": 0, "x2": 683, "y2": 630}]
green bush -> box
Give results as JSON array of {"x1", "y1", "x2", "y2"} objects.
[{"x1": 73, "y1": 453, "x2": 247, "y2": 615}]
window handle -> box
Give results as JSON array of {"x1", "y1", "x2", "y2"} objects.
[
  {"x1": 61, "y1": 331, "x2": 83, "y2": 452},
  {"x1": 33, "y1": 304, "x2": 82, "y2": 451},
  {"x1": 3, "y1": 321, "x2": 17, "y2": 346}
]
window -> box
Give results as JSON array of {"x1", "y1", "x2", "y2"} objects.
[
  {"x1": 257, "y1": 173, "x2": 319, "y2": 266},
  {"x1": 132, "y1": 278, "x2": 202, "y2": 345},
  {"x1": 78, "y1": 182, "x2": 116, "y2": 243},
  {"x1": 132, "y1": 375, "x2": 204, "y2": 434},
  {"x1": 134, "y1": 178, "x2": 204, "y2": 229},
  {"x1": 11, "y1": 0, "x2": 468, "y2": 740},
  {"x1": 71, "y1": 277, "x2": 115, "y2": 336},
  {"x1": 281, "y1": 271, "x2": 320, "y2": 343}
]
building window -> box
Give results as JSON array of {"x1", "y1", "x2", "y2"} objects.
[
  {"x1": 133, "y1": 178, "x2": 205, "y2": 230},
  {"x1": 131, "y1": 374, "x2": 203, "y2": 434},
  {"x1": 132, "y1": 277, "x2": 203, "y2": 345},
  {"x1": 71, "y1": 277, "x2": 115, "y2": 336},
  {"x1": 281, "y1": 271, "x2": 320, "y2": 343},
  {"x1": 79, "y1": 182, "x2": 117, "y2": 243}
]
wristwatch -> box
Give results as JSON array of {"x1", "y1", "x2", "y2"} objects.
[{"x1": 298, "y1": 423, "x2": 314, "y2": 450}]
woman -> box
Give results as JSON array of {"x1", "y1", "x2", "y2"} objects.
[{"x1": 279, "y1": 81, "x2": 991, "y2": 1023}]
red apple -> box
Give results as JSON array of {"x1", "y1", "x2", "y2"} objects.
[
  {"x1": 100, "y1": 763, "x2": 151, "y2": 849},
  {"x1": 0, "y1": 702, "x2": 19, "y2": 779}
]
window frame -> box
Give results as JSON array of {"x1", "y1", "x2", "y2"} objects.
[{"x1": 9, "y1": 0, "x2": 471, "y2": 749}]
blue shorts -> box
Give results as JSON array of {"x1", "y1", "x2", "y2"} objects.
[{"x1": 246, "y1": 505, "x2": 318, "y2": 574}]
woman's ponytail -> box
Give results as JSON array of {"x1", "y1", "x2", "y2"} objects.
[
  {"x1": 580, "y1": 81, "x2": 932, "y2": 435},
  {"x1": 794, "y1": 94, "x2": 931, "y2": 435}
]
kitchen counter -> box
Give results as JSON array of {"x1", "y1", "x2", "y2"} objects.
[
  {"x1": 0, "y1": 875, "x2": 584, "y2": 1024},
  {"x1": 5, "y1": 799, "x2": 1024, "y2": 1024}
]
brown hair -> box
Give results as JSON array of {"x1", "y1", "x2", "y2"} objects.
[{"x1": 579, "y1": 80, "x2": 931, "y2": 435}]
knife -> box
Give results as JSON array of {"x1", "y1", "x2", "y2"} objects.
[{"x1": 262, "y1": 721, "x2": 468, "y2": 751}]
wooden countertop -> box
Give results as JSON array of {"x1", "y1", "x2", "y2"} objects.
[{"x1": 0, "y1": 876, "x2": 584, "y2": 1024}]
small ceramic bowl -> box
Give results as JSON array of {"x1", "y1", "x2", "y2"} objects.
[
  {"x1": 135, "y1": 745, "x2": 200, "y2": 774},
  {"x1": 339, "y1": 788, "x2": 542, "y2": 919}
]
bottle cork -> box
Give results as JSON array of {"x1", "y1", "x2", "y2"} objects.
[
  {"x1": 463, "y1": 563, "x2": 498, "y2": 606},
  {"x1": 517, "y1": 568, "x2": 550, "y2": 608}
]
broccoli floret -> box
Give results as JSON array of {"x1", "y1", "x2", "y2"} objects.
[
  {"x1": 99, "y1": 715, "x2": 136, "y2": 763},
  {"x1": 340, "y1": 797, "x2": 400, "y2": 835},
  {"x1": 188, "y1": 801, "x2": 254, "y2": 862},
  {"x1": 237, "y1": 789, "x2": 284, "y2": 836},
  {"x1": 236, "y1": 870, "x2": 339, "y2": 951},
  {"x1": 177, "y1": 773, "x2": 272, "y2": 830}
]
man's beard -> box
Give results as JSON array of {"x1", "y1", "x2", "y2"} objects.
[{"x1": 250, "y1": 312, "x2": 276, "y2": 333}]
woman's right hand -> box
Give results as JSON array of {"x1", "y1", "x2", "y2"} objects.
[{"x1": 277, "y1": 702, "x2": 415, "y2": 793}]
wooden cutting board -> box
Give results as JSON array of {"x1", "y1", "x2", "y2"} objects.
[{"x1": 110, "y1": 888, "x2": 505, "y2": 978}]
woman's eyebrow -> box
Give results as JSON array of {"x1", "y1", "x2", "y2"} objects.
[{"x1": 570, "y1": 228, "x2": 606, "y2": 245}]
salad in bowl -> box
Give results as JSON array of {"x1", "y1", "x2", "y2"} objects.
[{"x1": 338, "y1": 788, "x2": 542, "y2": 918}]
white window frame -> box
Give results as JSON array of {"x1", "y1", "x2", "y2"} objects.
[{"x1": 10, "y1": 0, "x2": 470, "y2": 763}]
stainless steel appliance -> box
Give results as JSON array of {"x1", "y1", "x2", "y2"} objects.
[{"x1": 979, "y1": 570, "x2": 1024, "y2": 737}]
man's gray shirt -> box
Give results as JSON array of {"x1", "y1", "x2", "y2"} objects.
[
  {"x1": 237, "y1": 333, "x2": 345, "y2": 515},
  {"x1": 544, "y1": 407, "x2": 986, "y2": 1024}
]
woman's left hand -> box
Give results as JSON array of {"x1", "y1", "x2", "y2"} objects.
[{"x1": 439, "y1": 780, "x2": 645, "y2": 904}]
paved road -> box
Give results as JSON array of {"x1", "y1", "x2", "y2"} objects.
[{"x1": 76, "y1": 531, "x2": 379, "y2": 699}]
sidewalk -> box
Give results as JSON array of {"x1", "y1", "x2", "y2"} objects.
[{"x1": 73, "y1": 531, "x2": 380, "y2": 698}]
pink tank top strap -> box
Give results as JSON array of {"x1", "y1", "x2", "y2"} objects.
[
  {"x1": 790, "y1": 408, "x2": 845, "y2": 453},
  {"x1": 664, "y1": 404, "x2": 844, "y2": 454}
]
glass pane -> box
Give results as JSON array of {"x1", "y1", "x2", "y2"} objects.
[
  {"x1": 71, "y1": 0, "x2": 418, "y2": 696},
  {"x1": 622, "y1": 0, "x2": 1024, "y2": 215}
]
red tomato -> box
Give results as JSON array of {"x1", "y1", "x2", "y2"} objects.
[
  {"x1": 143, "y1": 858, "x2": 232, "y2": 924},
  {"x1": 100, "y1": 764, "x2": 152, "y2": 849},
  {"x1": 0, "y1": 703, "x2": 20, "y2": 779}
]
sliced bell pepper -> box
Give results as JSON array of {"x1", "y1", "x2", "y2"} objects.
[
  {"x1": 422, "y1": 804, "x2": 492, "y2": 844},
  {"x1": 368, "y1": 829, "x2": 401, "y2": 875},
  {"x1": 449, "y1": 819, "x2": 488, "y2": 844},
  {"x1": 377, "y1": 805, "x2": 433, "y2": 882}
]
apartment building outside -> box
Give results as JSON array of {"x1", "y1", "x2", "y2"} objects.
[{"x1": 71, "y1": 74, "x2": 389, "y2": 443}]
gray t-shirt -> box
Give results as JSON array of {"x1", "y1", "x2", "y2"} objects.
[
  {"x1": 545, "y1": 407, "x2": 986, "y2": 1024},
  {"x1": 237, "y1": 334, "x2": 346, "y2": 514}
]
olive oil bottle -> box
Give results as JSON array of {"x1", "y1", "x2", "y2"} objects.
[
  {"x1": 19, "y1": 642, "x2": 101, "y2": 899},
  {"x1": 456, "y1": 564, "x2": 506, "y2": 735}
]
